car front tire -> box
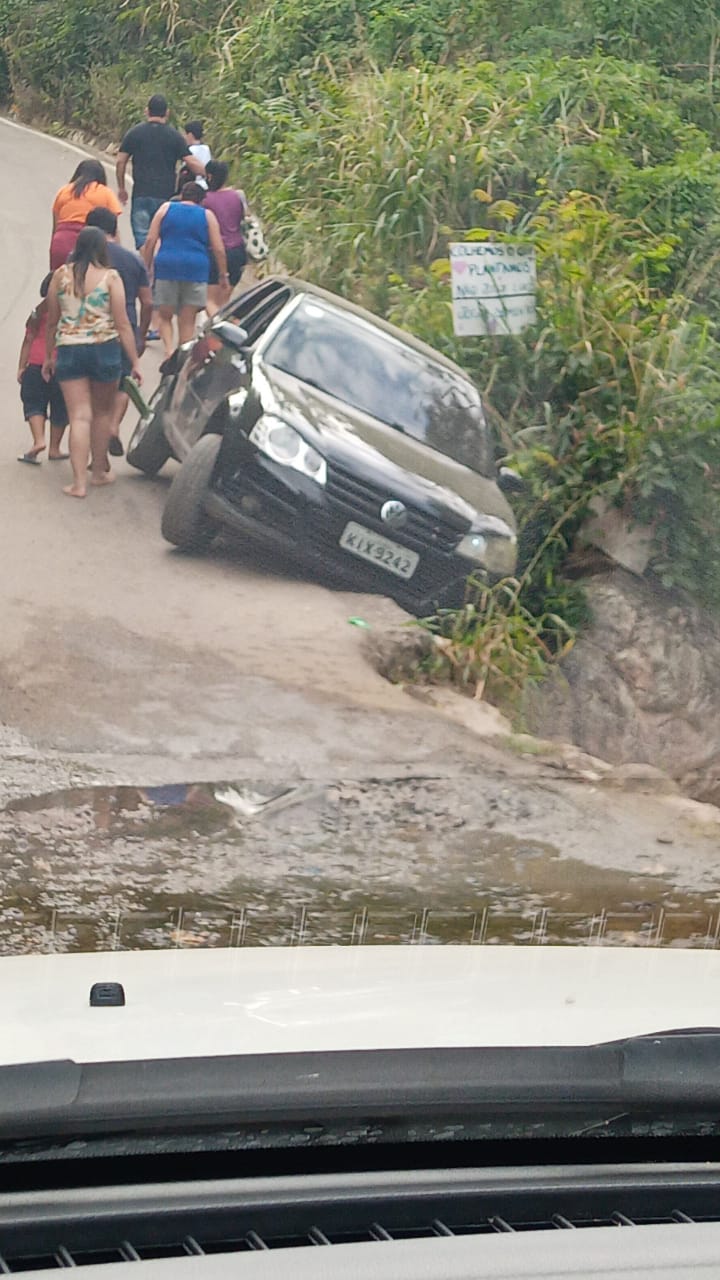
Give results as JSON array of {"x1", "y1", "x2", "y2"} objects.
[
  {"x1": 161, "y1": 433, "x2": 221, "y2": 552},
  {"x1": 126, "y1": 378, "x2": 173, "y2": 476}
]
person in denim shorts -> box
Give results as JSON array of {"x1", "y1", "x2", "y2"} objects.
[
  {"x1": 85, "y1": 207, "x2": 152, "y2": 457},
  {"x1": 43, "y1": 228, "x2": 142, "y2": 499}
]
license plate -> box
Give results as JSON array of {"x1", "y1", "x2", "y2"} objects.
[{"x1": 339, "y1": 521, "x2": 419, "y2": 580}]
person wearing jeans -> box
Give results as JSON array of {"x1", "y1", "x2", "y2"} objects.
[
  {"x1": 116, "y1": 93, "x2": 203, "y2": 337},
  {"x1": 129, "y1": 196, "x2": 165, "y2": 250}
]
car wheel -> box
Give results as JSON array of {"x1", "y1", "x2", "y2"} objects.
[
  {"x1": 126, "y1": 379, "x2": 173, "y2": 476},
  {"x1": 161, "y1": 433, "x2": 221, "y2": 552}
]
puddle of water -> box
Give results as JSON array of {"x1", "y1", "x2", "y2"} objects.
[{"x1": 2, "y1": 782, "x2": 719, "y2": 954}]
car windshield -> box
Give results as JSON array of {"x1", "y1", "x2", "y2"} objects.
[
  {"x1": 4, "y1": 0, "x2": 720, "y2": 1181},
  {"x1": 263, "y1": 298, "x2": 494, "y2": 475}
]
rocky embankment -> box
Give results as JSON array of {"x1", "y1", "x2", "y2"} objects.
[
  {"x1": 525, "y1": 570, "x2": 720, "y2": 806},
  {"x1": 368, "y1": 566, "x2": 720, "y2": 809}
]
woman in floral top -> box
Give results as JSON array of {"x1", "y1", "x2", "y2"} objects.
[{"x1": 44, "y1": 227, "x2": 142, "y2": 499}]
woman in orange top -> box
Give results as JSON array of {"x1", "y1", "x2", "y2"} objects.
[{"x1": 50, "y1": 160, "x2": 122, "y2": 270}]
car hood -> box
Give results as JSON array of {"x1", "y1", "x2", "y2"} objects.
[
  {"x1": 257, "y1": 362, "x2": 516, "y2": 530},
  {"x1": 1, "y1": 945, "x2": 719, "y2": 1066}
]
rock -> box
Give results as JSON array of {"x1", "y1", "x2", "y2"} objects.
[
  {"x1": 505, "y1": 733, "x2": 561, "y2": 757},
  {"x1": 554, "y1": 746, "x2": 614, "y2": 777},
  {"x1": 404, "y1": 685, "x2": 512, "y2": 738},
  {"x1": 578, "y1": 496, "x2": 654, "y2": 576},
  {"x1": 507, "y1": 739, "x2": 614, "y2": 782},
  {"x1": 600, "y1": 762, "x2": 679, "y2": 795},
  {"x1": 525, "y1": 569, "x2": 720, "y2": 805},
  {"x1": 363, "y1": 624, "x2": 435, "y2": 684},
  {"x1": 661, "y1": 795, "x2": 720, "y2": 828}
]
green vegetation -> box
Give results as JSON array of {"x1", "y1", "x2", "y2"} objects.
[
  {"x1": 416, "y1": 576, "x2": 575, "y2": 709},
  {"x1": 4, "y1": 0, "x2": 720, "y2": 703}
]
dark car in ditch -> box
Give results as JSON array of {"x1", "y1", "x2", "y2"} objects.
[{"x1": 127, "y1": 278, "x2": 520, "y2": 613}]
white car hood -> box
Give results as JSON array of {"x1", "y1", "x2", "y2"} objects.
[{"x1": 1, "y1": 944, "x2": 717, "y2": 1065}]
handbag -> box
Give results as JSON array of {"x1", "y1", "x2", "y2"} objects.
[{"x1": 242, "y1": 213, "x2": 269, "y2": 262}]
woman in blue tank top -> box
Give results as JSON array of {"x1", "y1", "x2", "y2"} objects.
[{"x1": 142, "y1": 182, "x2": 228, "y2": 356}]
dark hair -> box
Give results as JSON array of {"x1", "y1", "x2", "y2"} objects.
[
  {"x1": 86, "y1": 206, "x2": 118, "y2": 236},
  {"x1": 69, "y1": 158, "x2": 107, "y2": 198},
  {"x1": 185, "y1": 119, "x2": 203, "y2": 139},
  {"x1": 39, "y1": 272, "x2": 53, "y2": 299},
  {"x1": 205, "y1": 159, "x2": 228, "y2": 192},
  {"x1": 148, "y1": 93, "x2": 168, "y2": 117},
  {"x1": 181, "y1": 181, "x2": 205, "y2": 204},
  {"x1": 71, "y1": 226, "x2": 109, "y2": 297}
]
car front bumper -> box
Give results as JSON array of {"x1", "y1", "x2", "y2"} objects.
[{"x1": 209, "y1": 451, "x2": 515, "y2": 613}]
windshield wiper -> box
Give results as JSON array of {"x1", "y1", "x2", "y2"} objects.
[{"x1": 3, "y1": 1033, "x2": 720, "y2": 1143}]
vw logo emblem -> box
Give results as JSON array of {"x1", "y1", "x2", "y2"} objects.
[{"x1": 380, "y1": 500, "x2": 407, "y2": 529}]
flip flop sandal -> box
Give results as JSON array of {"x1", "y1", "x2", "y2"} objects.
[
  {"x1": 48, "y1": 453, "x2": 70, "y2": 461},
  {"x1": 17, "y1": 452, "x2": 42, "y2": 465}
]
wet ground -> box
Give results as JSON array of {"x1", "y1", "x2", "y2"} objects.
[
  {"x1": 3, "y1": 119, "x2": 720, "y2": 959},
  {"x1": 3, "y1": 779, "x2": 720, "y2": 955}
]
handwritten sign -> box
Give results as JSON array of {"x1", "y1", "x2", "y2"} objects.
[{"x1": 450, "y1": 242, "x2": 537, "y2": 336}]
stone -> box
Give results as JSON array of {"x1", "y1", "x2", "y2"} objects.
[
  {"x1": 578, "y1": 496, "x2": 654, "y2": 576},
  {"x1": 661, "y1": 795, "x2": 720, "y2": 828},
  {"x1": 404, "y1": 685, "x2": 512, "y2": 738},
  {"x1": 525, "y1": 568, "x2": 720, "y2": 804},
  {"x1": 600, "y1": 762, "x2": 679, "y2": 795},
  {"x1": 363, "y1": 624, "x2": 435, "y2": 684}
]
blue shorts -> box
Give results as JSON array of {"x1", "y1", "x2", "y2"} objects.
[
  {"x1": 20, "y1": 365, "x2": 68, "y2": 426},
  {"x1": 55, "y1": 340, "x2": 122, "y2": 384}
]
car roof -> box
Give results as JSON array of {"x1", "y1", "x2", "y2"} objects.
[{"x1": 261, "y1": 275, "x2": 478, "y2": 386}]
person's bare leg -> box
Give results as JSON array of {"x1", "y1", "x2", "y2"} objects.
[
  {"x1": 24, "y1": 413, "x2": 46, "y2": 458},
  {"x1": 48, "y1": 423, "x2": 67, "y2": 458},
  {"x1": 158, "y1": 305, "x2": 175, "y2": 358},
  {"x1": 177, "y1": 305, "x2": 200, "y2": 347},
  {"x1": 59, "y1": 379, "x2": 91, "y2": 497},
  {"x1": 89, "y1": 379, "x2": 118, "y2": 486},
  {"x1": 206, "y1": 286, "x2": 221, "y2": 318},
  {"x1": 109, "y1": 390, "x2": 129, "y2": 444}
]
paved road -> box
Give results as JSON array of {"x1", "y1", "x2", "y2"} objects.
[{"x1": 0, "y1": 117, "x2": 495, "y2": 787}]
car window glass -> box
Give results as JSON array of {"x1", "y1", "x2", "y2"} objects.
[
  {"x1": 221, "y1": 283, "x2": 291, "y2": 338},
  {"x1": 240, "y1": 292, "x2": 292, "y2": 345},
  {"x1": 264, "y1": 300, "x2": 493, "y2": 475},
  {"x1": 225, "y1": 281, "x2": 284, "y2": 323}
]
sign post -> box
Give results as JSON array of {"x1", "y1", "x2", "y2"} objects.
[{"x1": 450, "y1": 242, "x2": 537, "y2": 337}]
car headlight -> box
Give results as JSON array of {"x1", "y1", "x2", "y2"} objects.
[
  {"x1": 457, "y1": 516, "x2": 517, "y2": 575},
  {"x1": 249, "y1": 415, "x2": 327, "y2": 486}
]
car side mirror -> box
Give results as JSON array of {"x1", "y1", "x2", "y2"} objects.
[
  {"x1": 212, "y1": 320, "x2": 250, "y2": 351},
  {"x1": 497, "y1": 466, "x2": 526, "y2": 495}
]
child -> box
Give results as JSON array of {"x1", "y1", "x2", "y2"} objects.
[
  {"x1": 178, "y1": 120, "x2": 211, "y2": 192},
  {"x1": 17, "y1": 274, "x2": 68, "y2": 464}
]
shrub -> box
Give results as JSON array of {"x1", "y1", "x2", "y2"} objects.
[{"x1": 417, "y1": 576, "x2": 575, "y2": 710}]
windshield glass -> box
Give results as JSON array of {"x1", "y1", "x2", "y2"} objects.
[{"x1": 263, "y1": 298, "x2": 494, "y2": 475}]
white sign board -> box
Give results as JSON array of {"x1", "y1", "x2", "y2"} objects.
[{"x1": 450, "y1": 242, "x2": 537, "y2": 336}]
